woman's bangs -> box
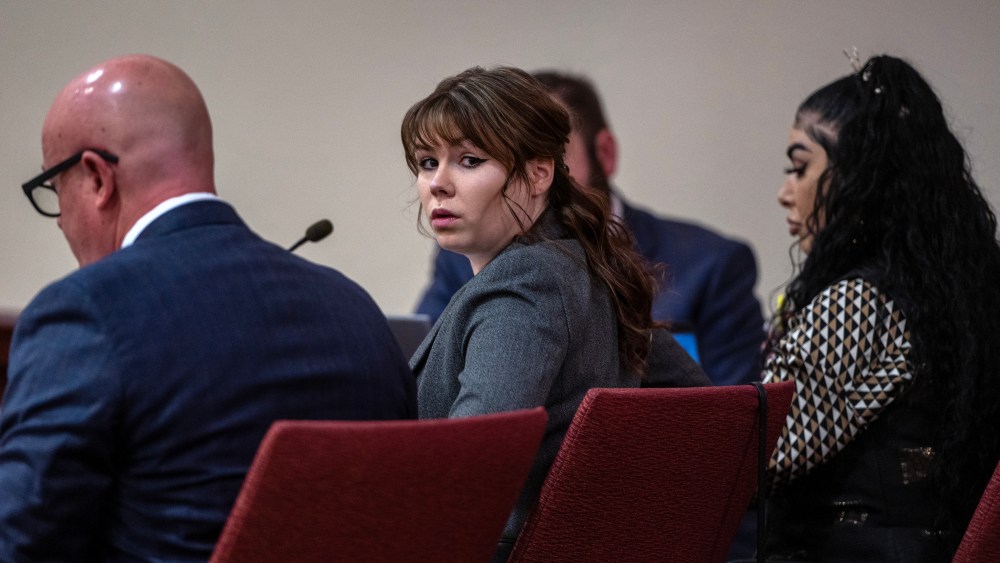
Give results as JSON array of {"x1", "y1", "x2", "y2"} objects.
[{"x1": 410, "y1": 99, "x2": 467, "y2": 150}]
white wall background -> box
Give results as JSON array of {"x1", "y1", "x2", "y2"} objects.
[{"x1": 2, "y1": 1, "x2": 998, "y2": 320}]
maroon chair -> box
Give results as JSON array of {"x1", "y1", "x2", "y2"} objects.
[
  {"x1": 210, "y1": 408, "x2": 547, "y2": 563},
  {"x1": 952, "y1": 460, "x2": 1000, "y2": 562},
  {"x1": 0, "y1": 312, "x2": 17, "y2": 403},
  {"x1": 509, "y1": 382, "x2": 795, "y2": 563}
]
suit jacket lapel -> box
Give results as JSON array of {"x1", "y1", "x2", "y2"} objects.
[{"x1": 409, "y1": 277, "x2": 477, "y2": 374}]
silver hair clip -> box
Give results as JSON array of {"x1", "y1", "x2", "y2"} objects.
[
  {"x1": 844, "y1": 46, "x2": 873, "y2": 84},
  {"x1": 843, "y1": 47, "x2": 862, "y2": 73}
]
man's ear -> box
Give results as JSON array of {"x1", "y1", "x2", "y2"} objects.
[
  {"x1": 526, "y1": 157, "x2": 555, "y2": 198},
  {"x1": 80, "y1": 150, "x2": 117, "y2": 210},
  {"x1": 594, "y1": 128, "x2": 617, "y2": 179}
]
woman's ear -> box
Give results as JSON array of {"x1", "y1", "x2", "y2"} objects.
[{"x1": 526, "y1": 157, "x2": 554, "y2": 198}]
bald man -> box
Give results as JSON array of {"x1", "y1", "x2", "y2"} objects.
[{"x1": 2, "y1": 55, "x2": 416, "y2": 561}]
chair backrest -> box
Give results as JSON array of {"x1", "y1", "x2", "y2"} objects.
[
  {"x1": 385, "y1": 313, "x2": 432, "y2": 359},
  {"x1": 509, "y1": 381, "x2": 795, "y2": 563},
  {"x1": 210, "y1": 407, "x2": 547, "y2": 563},
  {"x1": 952, "y1": 460, "x2": 1000, "y2": 562},
  {"x1": 0, "y1": 312, "x2": 16, "y2": 402}
]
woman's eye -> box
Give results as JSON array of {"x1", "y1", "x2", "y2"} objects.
[
  {"x1": 418, "y1": 157, "x2": 438, "y2": 170},
  {"x1": 460, "y1": 156, "x2": 487, "y2": 167},
  {"x1": 784, "y1": 165, "x2": 805, "y2": 178}
]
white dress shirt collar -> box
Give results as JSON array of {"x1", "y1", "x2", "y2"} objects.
[
  {"x1": 610, "y1": 191, "x2": 624, "y2": 221},
  {"x1": 121, "y1": 192, "x2": 220, "y2": 249}
]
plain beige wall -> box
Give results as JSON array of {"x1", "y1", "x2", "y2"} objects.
[{"x1": 2, "y1": 1, "x2": 998, "y2": 321}]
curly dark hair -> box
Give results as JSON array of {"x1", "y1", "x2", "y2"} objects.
[
  {"x1": 400, "y1": 66, "x2": 660, "y2": 375},
  {"x1": 779, "y1": 54, "x2": 1000, "y2": 546}
]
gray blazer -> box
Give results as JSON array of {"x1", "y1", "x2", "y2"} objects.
[
  {"x1": 410, "y1": 214, "x2": 711, "y2": 554},
  {"x1": 411, "y1": 219, "x2": 634, "y2": 547}
]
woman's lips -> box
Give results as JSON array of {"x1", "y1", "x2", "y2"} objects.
[
  {"x1": 787, "y1": 219, "x2": 801, "y2": 236},
  {"x1": 431, "y1": 208, "x2": 459, "y2": 229}
]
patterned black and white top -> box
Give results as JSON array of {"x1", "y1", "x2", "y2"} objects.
[{"x1": 763, "y1": 277, "x2": 913, "y2": 487}]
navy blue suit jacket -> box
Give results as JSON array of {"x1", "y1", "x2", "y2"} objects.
[
  {"x1": 416, "y1": 198, "x2": 765, "y2": 385},
  {"x1": 0, "y1": 201, "x2": 416, "y2": 561}
]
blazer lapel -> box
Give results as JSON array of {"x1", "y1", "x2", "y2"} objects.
[{"x1": 408, "y1": 280, "x2": 474, "y2": 374}]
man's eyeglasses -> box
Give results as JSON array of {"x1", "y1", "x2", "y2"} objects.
[{"x1": 21, "y1": 149, "x2": 119, "y2": 217}]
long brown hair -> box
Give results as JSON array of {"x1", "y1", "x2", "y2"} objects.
[{"x1": 401, "y1": 66, "x2": 659, "y2": 375}]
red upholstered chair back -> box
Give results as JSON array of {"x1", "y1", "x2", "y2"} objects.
[
  {"x1": 952, "y1": 460, "x2": 1000, "y2": 562},
  {"x1": 0, "y1": 312, "x2": 16, "y2": 403},
  {"x1": 509, "y1": 382, "x2": 795, "y2": 563},
  {"x1": 210, "y1": 408, "x2": 547, "y2": 563}
]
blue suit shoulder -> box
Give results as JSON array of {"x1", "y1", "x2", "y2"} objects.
[
  {"x1": 622, "y1": 200, "x2": 753, "y2": 265},
  {"x1": 621, "y1": 199, "x2": 765, "y2": 386}
]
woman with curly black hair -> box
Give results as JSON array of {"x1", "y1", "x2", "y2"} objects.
[{"x1": 763, "y1": 54, "x2": 1000, "y2": 562}]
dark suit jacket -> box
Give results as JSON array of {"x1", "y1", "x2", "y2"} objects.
[
  {"x1": 416, "y1": 197, "x2": 766, "y2": 385},
  {"x1": 0, "y1": 200, "x2": 416, "y2": 562}
]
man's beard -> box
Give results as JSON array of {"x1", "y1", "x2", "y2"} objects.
[{"x1": 585, "y1": 150, "x2": 611, "y2": 193}]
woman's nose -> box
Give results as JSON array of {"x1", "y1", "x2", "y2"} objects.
[
  {"x1": 777, "y1": 179, "x2": 794, "y2": 209},
  {"x1": 429, "y1": 168, "x2": 452, "y2": 197}
]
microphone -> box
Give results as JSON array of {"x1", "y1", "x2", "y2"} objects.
[{"x1": 288, "y1": 219, "x2": 334, "y2": 252}]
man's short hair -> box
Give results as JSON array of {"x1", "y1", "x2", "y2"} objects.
[{"x1": 532, "y1": 71, "x2": 609, "y2": 146}]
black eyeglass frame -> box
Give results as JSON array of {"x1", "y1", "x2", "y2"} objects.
[{"x1": 21, "y1": 148, "x2": 119, "y2": 217}]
